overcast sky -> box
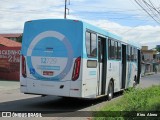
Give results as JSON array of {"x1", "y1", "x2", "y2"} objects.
[{"x1": 0, "y1": 0, "x2": 160, "y2": 49}]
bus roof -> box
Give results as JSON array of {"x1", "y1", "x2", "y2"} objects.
[
  {"x1": 83, "y1": 20, "x2": 141, "y2": 49},
  {"x1": 25, "y1": 19, "x2": 141, "y2": 49},
  {"x1": 82, "y1": 21, "x2": 122, "y2": 40}
]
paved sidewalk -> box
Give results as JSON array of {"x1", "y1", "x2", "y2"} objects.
[{"x1": 0, "y1": 80, "x2": 19, "y2": 92}]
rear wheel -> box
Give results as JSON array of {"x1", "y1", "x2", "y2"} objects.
[{"x1": 107, "y1": 81, "x2": 114, "y2": 101}]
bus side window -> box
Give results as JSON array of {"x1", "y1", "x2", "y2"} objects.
[
  {"x1": 85, "y1": 31, "x2": 97, "y2": 58},
  {"x1": 115, "y1": 41, "x2": 118, "y2": 59},
  {"x1": 136, "y1": 48, "x2": 138, "y2": 62},
  {"x1": 108, "y1": 39, "x2": 111, "y2": 59},
  {"x1": 91, "y1": 33, "x2": 97, "y2": 57},
  {"x1": 127, "y1": 45, "x2": 130, "y2": 61},
  {"x1": 108, "y1": 39, "x2": 116, "y2": 60},
  {"x1": 110, "y1": 40, "x2": 115, "y2": 59},
  {"x1": 130, "y1": 46, "x2": 133, "y2": 61},
  {"x1": 131, "y1": 47, "x2": 134, "y2": 61},
  {"x1": 117, "y1": 42, "x2": 121, "y2": 60},
  {"x1": 86, "y1": 31, "x2": 91, "y2": 57}
]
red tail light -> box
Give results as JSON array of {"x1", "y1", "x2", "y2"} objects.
[
  {"x1": 22, "y1": 55, "x2": 27, "y2": 78},
  {"x1": 72, "y1": 57, "x2": 81, "y2": 81}
]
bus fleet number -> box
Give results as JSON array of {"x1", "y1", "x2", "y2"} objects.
[{"x1": 41, "y1": 57, "x2": 57, "y2": 64}]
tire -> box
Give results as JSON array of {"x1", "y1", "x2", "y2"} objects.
[{"x1": 107, "y1": 81, "x2": 114, "y2": 101}]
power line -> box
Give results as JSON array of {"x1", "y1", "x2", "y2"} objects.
[{"x1": 134, "y1": 0, "x2": 160, "y2": 24}]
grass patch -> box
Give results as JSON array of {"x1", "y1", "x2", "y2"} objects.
[{"x1": 94, "y1": 85, "x2": 160, "y2": 120}]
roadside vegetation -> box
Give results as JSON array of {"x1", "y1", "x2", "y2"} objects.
[{"x1": 94, "y1": 85, "x2": 160, "y2": 120}]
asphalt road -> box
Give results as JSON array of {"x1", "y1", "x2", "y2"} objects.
[
  {"x1": 0, "y1": 73, "x2": 159, "y2": 119},
  {"x1": 139, "y1": 73, "x2": 160, "y2": 88}
]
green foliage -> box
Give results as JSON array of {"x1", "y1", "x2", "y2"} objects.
[
  {"x1": 94, "y1": 85, "x2": 160, "y2": 120},
  {"x1": 16, "y1": 35, "x2": 22, "y2": 43},
  {"x1": 123, "y1": 88, "x2": 147, "y2": 111},
  {"x1": 156, "y1": 46, "x2": 160, "y2": 52}
]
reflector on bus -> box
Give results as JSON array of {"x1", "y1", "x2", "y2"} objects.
[
  {"x1": 22, "y1": 55, "x2": 27, "y2": 78},
  {"x1": 72, "y1": 57, "x2": 81, "y2": 81}
]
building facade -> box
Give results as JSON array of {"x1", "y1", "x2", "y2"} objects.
[
  {"x1": 0, "y1": 35, "x2": 21, "y2": 81},
  {"x1": 0, "y1": 33, "x2": 22, "y2": 42},
  {"x1": 141, "y1": 46, "x2": 159, "y2": 75}
]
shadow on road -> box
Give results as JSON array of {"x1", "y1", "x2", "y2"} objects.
[{"x1": 0, "y1": 92, "x2": 123, "y2": 114}]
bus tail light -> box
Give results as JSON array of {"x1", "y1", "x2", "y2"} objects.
[
  {"x1": 22, "y1": 55, "x2": 27, "y2": 78},
  {"x1": 72, "y1": 57, "x2": 81, "y2": 81}
]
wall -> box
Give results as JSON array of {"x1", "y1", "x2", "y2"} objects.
[
  {"x1": 142, "y1": 46, "x2": 148, "y2": 50},
  {"x1": 0, "y1": 47, "x2": 21, "y2": 80}
]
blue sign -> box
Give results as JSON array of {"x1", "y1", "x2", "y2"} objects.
[{"x1": 30, "y1": 68, "x2": 35, "y2": 74}]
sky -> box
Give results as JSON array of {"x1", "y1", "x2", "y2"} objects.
[{"x1": 0, "y1": 0, "x2": 160, "y2": 49}]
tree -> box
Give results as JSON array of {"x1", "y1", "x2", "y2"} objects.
[
  {"x1": 16, "y1": 34, "x2": 22, "y2": 43},
  {"x1": 156, "y1": 46, "x2": 160, "y2": 52}
]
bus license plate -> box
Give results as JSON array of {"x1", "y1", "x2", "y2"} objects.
[{"x1": 43, "y1": 71, "x2": 54, "y2": 76}]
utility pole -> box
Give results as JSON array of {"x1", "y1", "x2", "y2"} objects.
[
  {"x1": 64, "y1": 0, "x2": 67, "y2": 19},
  {"x1": 64, "y1": 0, "x2": 70, "y2": 19}
]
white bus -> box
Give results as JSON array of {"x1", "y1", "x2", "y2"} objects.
[{"x1": 20, "y1": 19, "x2": 141, "y2": 100}]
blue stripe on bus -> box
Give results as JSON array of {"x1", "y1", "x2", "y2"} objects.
[
  {"x1": 37, "y1": 65, "x2": 60, "y2": 70},
  {"x1": 22, "y1": 19, "x2": 83, "y2": 57},
  {"x1": 89, "y1": 71, "x2": 96, "y2": 76}
]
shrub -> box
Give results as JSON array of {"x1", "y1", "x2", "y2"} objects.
[{"x1": 94, "y1": 85, "x2": 160, "y2": 120}]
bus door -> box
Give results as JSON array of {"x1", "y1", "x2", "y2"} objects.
[
  {"x1": 137, "y1": 49, "x2": 141, "y2": 84},
  {"x1": 121, "y1": 44, "x2": 127, "y2": 89},
  {"x1": 97, "y1": 36, "x2": 107, "y2": 95}
]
